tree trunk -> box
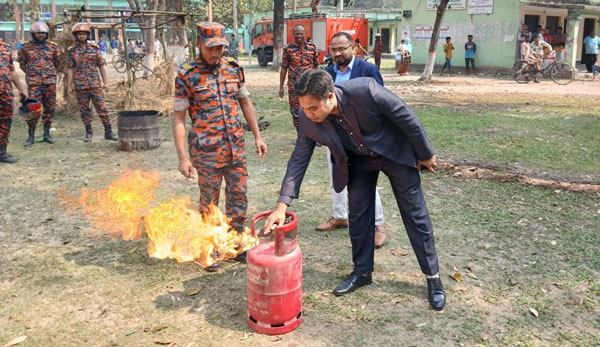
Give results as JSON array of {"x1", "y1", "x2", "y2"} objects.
[
  {"x1": 13, "y1": 0, "x2": 20, "y2": 42},
  {"x1": 247, "y1": 0, "x2": 253, "y2": 64},
  {"x1": 272, "y1": 0, "x2": 285, "y2": 71},
  {"x1": 127, "y1": 0, "x2": 158, "y2": 76},
  {"x1": 20, "y1": 0, "x2": 25, "y2": 42},
  {"x1": 233, "y1": 0, "x2": 238, "y2": 41},
  {"x1": 418, "y1": 0, "x2": 449, "y2": 81},
  {"x1": 207, "y1": 0, "x2": 212, "y2": 22}
]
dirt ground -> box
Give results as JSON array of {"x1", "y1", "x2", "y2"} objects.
[{"x1": 1, "y1": 60, "x2": 599, "y2": 347}]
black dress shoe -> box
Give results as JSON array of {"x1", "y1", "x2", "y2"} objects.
[
  {"x1": 427, "y1": 277, "x2": 446, "y2": 311},
  {"x1": 333, "y1": 273, "x2": 372, "y2": 296}
]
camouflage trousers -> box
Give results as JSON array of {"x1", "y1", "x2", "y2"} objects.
[
  {"x1": 287, "y1": 85, "x2": 300, "y2": 130},
  {"x1": 0, "y1": 91, "x2": 13, "y2": 145},
  {"x1": 27, "y1": 83, "x2": 56, "y2": 128},
  {"x1": 196, "y1": 162, "x2": 248, "y2": 234},
  {"x1": 75, "y1": 88, "x2": 111, "y2": 126}
]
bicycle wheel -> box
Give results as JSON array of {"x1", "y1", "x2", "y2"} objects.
[
  {"x1": 550, "y1": 62, "x2": 575, "y2": 85},
  {"x1": 113, "y1": 58, "x2": 126, "y2": 73},
  {"x1": 111, "y1": 54, "x2": 121, "y2": 66},
  {"x1": 512, "y1": 61, "x2": 530, "y2": 83},
  {"x1": 133, "y1": 55, "x2": 144, "y2": 71}
]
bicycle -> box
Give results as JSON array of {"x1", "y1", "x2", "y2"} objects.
[
  {"x1": 512, "y1": 54, "x2": 575, "y2": 85},
  {"x1": 112, "y1": 50, "x2": 145, "y2": 73}
]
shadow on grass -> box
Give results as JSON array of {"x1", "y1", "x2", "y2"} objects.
[
  {"x1": 64, "y1": 237, "x2": 151, "y2": 275},
  {"x1": 149, "y1": 262, "x2": 427, "y2": 333}
]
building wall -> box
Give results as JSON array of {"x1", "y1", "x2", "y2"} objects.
[{"x1": 400, "y1": 0, "x2": 521, "y2": 69}]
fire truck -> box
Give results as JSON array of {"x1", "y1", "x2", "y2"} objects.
[{"x1": 251, "y1": 13, "x2": 369, "y2": 67}]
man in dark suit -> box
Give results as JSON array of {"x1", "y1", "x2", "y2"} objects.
[
  {"x1": 264, "y1": 70, "x2": 445, "y2": 311},
  {"x1": 315, "y1": 32, "x2": 388, "y2": 249}
]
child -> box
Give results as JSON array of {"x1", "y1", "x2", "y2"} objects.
[
  {"x1": 464, "y1": 35, "x2": 476, "y2": 74},
  {"x1": 442, "y1": 36, "x2": 454, "y2": 75}
]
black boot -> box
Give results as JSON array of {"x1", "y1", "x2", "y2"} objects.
[
  {"x1": 104, "y1": 124, "x2": 118, "y2": 141},
  {"x1": 43, "y1": 122, "x2": 55, "y2": 144},
  {"x1": 0, "y1": 144, "x2": 18, "y2": 163},
  {"x1": 83, "y1": 124, "x2": 93, "y2": 142},
  {"x1": 23, "y1": 127, "x2": 35, "y2": 148}
]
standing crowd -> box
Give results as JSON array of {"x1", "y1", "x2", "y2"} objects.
[{"x1": 0, "y1": 21, "x2": 117, "y2": 163}]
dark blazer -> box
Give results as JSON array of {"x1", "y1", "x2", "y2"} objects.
[
  {"x1": 326, "y1": 57, "x2": 384, "y2": 86},
  {"x1": 278, "y1": 77, "x2": 434, "y2": 205}
]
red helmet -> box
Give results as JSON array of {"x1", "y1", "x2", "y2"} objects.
[
  {"x1": 72, "y1": 23, "x2": 91, "y2": 34},
  {"x1": 19, "y1": 98, "x2": 43, "y2": 121}
]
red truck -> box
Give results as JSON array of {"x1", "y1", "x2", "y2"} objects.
[{"x1": 252, "y1": 13, "x2": 369, "y2": 67}]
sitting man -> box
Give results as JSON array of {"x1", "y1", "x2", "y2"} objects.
[{"x1": 528, "y1": 35, "x2": 552, "y2": 83}]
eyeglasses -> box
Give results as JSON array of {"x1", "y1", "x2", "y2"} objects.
[{"x1": 330, "y1": 44, "x2": 352, "y2": 54}]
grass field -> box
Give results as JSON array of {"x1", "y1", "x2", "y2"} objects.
[{"x1": 1, "y1": 67, "x2": 598, "y2": 346}]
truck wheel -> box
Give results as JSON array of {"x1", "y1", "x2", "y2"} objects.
[{"x1": 257, "y1": 49, "x2": 268, "y2": 67}]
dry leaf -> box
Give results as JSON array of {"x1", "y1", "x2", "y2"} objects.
[
  {"x1": 510, "y1": 278, "x2": 518, "y2": 286},
  {"x1": 360, "y1": 304, "x2": 366, "y2": 310},
  {"x1": 239, "y1": 332, "x2": 248, "y2": 340},
  {"x1": 453, "y1": 286, "x2": 468, "y2": 291},
  {"x1": 270, "y1": 336, "x2": 282, "y2": 342},
  {"x1": 392, "y1": 250, "x2": 408, "y2": 256},
  {"x1": 152, "y1": 326, "x2": 168, "y2": 333},
  {"x1": 210, "y1": 313, "x2": 220, "y2": 320},
  {"x1": 449, "y1": 272, "x2": 463, "y2": 282},
  {"x1": 155, "y1": 339, "x2": 172, "y2": 345},
  {"x1": 185, "y1": 287, "x2": 203, "y2": 296},
  {"x1": 4, "y1": 336, "x2": 27, "y2": 347},
  {"x1": 529, "y1": 308, "x2": 539, "y2": 317},
  {"x1": 351, "y1": 308, "x2": 357, "y2": 312},
  {"x1": 467, "y1": 272, "x2": 478, "y2": 280},
  {"x1": 550, "y1": 240, "x2": 557, "y2": 246}
]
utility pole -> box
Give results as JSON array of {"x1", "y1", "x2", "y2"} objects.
[
  {"x1": 337, "y1": 0, "x2": 343, "y2": 16},
  {"x1": 207, "y1": 0, "x2": 212, "y2": 22},
  {"x1": 293, "y1": 0, "x2": 297, "y2": 14}
]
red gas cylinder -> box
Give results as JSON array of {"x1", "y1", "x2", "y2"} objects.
[{"x1": 246, "y1": 211, "x2": 302, "y2": 335}]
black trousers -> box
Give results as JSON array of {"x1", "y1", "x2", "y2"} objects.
[
  {"x1": 347, "y1": 154, "x2": 439, "y2": 276},
  {"x1": 465, "y1": 58, "x2": 475, "y2": 72},
  {"x1": 585, "y1": 54, "x2": 598, "y2": 73}
]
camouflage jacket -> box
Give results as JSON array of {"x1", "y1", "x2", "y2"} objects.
[
  {"x1": 281, "y1": 41, "x2": 319, "y2": 86},
  {"x1": 18, "y1": 40, "x2": 59, "y2": 86},
  {"x1": 174, "y1": 57, "x2": 248, "y2": 167},
  {"x1": 68, "y1": 43, "x2": 104, "y2": 90}
]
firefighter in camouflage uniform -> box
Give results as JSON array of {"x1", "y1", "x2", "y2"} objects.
[
  {"x1": 0, "y1": 38, "x2": 28, "y2": 163},
  {"x1": 66, "y1": 23, "x2": 118, "y2": 142},
  {"x1": 18, "y1": 21, "x2": 60, "y2": 147},
  {"x1": 279, "y1": 24, "x2": 319, "y2": 131},
  {"x1": 173, "y1": 22, "x2": 267, "y2": 239}
]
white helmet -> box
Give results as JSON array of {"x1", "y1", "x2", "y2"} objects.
[{"x1": 31, "y1": 22, "x2": 50, "y2": 34}]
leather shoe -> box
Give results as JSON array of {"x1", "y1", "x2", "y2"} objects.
[
  {"x1": 427, "y1": 277, "x2": 446, "y2": 311},
  {"x1": 333, "y1": 273, "x2": 372, "y2": 296},
  {"x1": 315, "y1": 217, "x2": 348, "y2": 231},
  {"x1": 374, "y1": 224, "x2": 388, "y2": 248}
]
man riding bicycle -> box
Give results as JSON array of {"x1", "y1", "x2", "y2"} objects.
[{"x1": 521, "y1": 35, "x2": 552, "y2": 83}]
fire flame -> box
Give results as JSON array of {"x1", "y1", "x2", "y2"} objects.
[{"x1": 73, "y1": 170, "x2": 258, "y2": 267}]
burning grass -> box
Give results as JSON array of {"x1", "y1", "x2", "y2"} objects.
[{"x1": 69, "y1": 170, "x2": 258, "y2": 267}]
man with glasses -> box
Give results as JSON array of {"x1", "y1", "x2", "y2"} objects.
[
  {"x1": 315, "y1": 32, "x2": 389, "y2": 248},
  {"x1": 279, "y1": 24, "x2": 319, "y2": 131}
]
